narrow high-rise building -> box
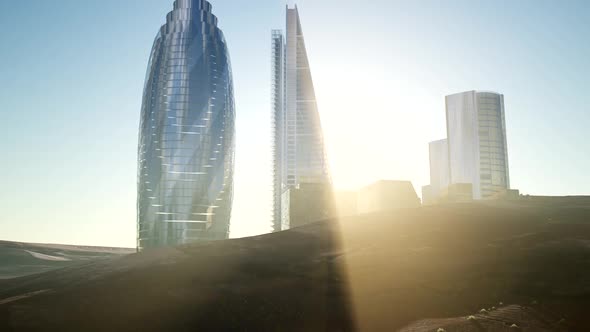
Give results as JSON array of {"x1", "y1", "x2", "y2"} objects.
[
  {"x1": 422, "y1": 139, "x2": 450, "y2": 205},
  {"x1": 272, "y1": 5, "x2": 330, "y2": 231},
  {"x1": 446, "y1": 91, "x2": 510, "y2": 199},
  {"x1": 137, "y1": 0, "x2": 235, "y2": 250},
  {"x1": 271, "y1": 29, "x2": 286, "y2": 233},
  {"x1": 429, "y1": 139, "x2": 450, "y2": 197}
]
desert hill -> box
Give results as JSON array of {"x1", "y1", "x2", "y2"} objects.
[
  {"x1": 1, "y1": 202, "x2": 589, "y2": 331},
  {"x1": 0, "y1": 241, "x2": 134, "y2": 280}
]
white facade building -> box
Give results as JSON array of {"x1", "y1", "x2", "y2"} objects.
[
  {"x1": 446, "y1": 91, "x2": 510, "y2": 199},
  {"x1": 428, "y1": 139, "x2": 450, "y2": 198}
]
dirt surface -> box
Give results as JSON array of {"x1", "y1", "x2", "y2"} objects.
[
  {"x1": 0, "y1": 241, "x2": 134, "y2": 279},
  {"x1": 0, "y1": 202, "x2": 589, "y2": 331},
  {"x1": 400, "y1": 305, "x2": 565, "y2": 331}
]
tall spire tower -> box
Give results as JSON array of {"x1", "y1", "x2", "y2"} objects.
[{"x1": 272, "y1": 5, "x2": 330, "y2": 232}]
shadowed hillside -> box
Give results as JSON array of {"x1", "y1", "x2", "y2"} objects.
[
  {"x1": 1, "y1": 202, "x2": 590, "y2": 331},
  {"x1": 0, "y1": 241, "x2": 134, "y2": 279}
]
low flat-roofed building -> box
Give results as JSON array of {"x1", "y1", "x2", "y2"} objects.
[
  {"x1": 421, "y1": 185, "x2": 435, "y2": 206},
  {"x1": 488, "y1": 189, "x2": 520, "y2": 201},
  {"x1": 334, "y1": 191, "x2": 358, "y2": 217},
  {"x1": 439, "y1": 183, "x2": 474, "y2": 203},
  {"x1": 281, "y1": 183, "x2": 336, "y2": 230},
  {"x1": 358, "y1": 180, "x2": 421, "y2": 214}
]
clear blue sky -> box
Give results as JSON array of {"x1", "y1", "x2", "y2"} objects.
[{"x1": 0, "y1": 0, "x2": 588, "y2": 247}]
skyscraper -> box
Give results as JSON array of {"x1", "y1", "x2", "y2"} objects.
[
  {"x1": 271, "y1": 29, "x2": 285, "y2": 233},
  {"x1": 429, "y1": 139, "x2": 450, "y2": 195},
  {"x1": 272, "y1": 5, "x2": 330, "y2": 232},
  {"x1": 137, "y1": 0, "x2": 235, "y2": 250},
  {"x1": 446, "y1": 91, "x2": 510, "y2": 199},
  {"x1": 423, "y1": 139, "x2": 450, "y2": 204}
]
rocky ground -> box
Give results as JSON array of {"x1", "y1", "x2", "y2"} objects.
[{"x1": 1, "y1": 201, "x2": 589, "y2": 331}]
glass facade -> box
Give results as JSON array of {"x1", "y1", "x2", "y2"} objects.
[
  {"x1": 428, "y1": 139, "x2": 450, "y2": 197},
  {"x1": 137, "y1": 0, "x2": 235, "y2": 250},
  {"x1": 476, "y1": 92, "x2": 510, "y2": 197},
  {"x1": 445, "y1": 91, "x2": 509, "y2": 199},
  {"x1": 272, "y1": 6, "x2": 330, "y2": 231},
  {"x1": 271, "y1": 30, "x2": 285, "y2": 233}
]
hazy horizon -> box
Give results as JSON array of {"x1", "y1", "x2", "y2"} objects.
[{"x1": 0, "y1": 0, "x2": 588, "y2": 247}]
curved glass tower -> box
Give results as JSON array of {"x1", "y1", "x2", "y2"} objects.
[{"x1": 137, "y1": 0, "x2": 235, "y2": 250}]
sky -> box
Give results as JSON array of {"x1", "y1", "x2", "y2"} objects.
[{"x1": 0, "y1": 0, "x2": 588, "y2": 248}]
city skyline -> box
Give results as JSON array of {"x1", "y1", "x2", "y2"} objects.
[
  {"x1": 0, "y1": 0, "x2": 588, "y2": 247},
  {"x1": 137, "y1": 0, "x2": 235, "y2": 249}
]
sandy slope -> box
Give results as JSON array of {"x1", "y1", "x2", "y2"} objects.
[
  {"x1": 0, "y1": 241, "x2": 134, "y2": 279},
  {"x1": 399, "y1": 305, "x2": 565, "y2": 331},
  {"x1": 1, "y1": 202, "x2": 589, "y2": 331}
]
